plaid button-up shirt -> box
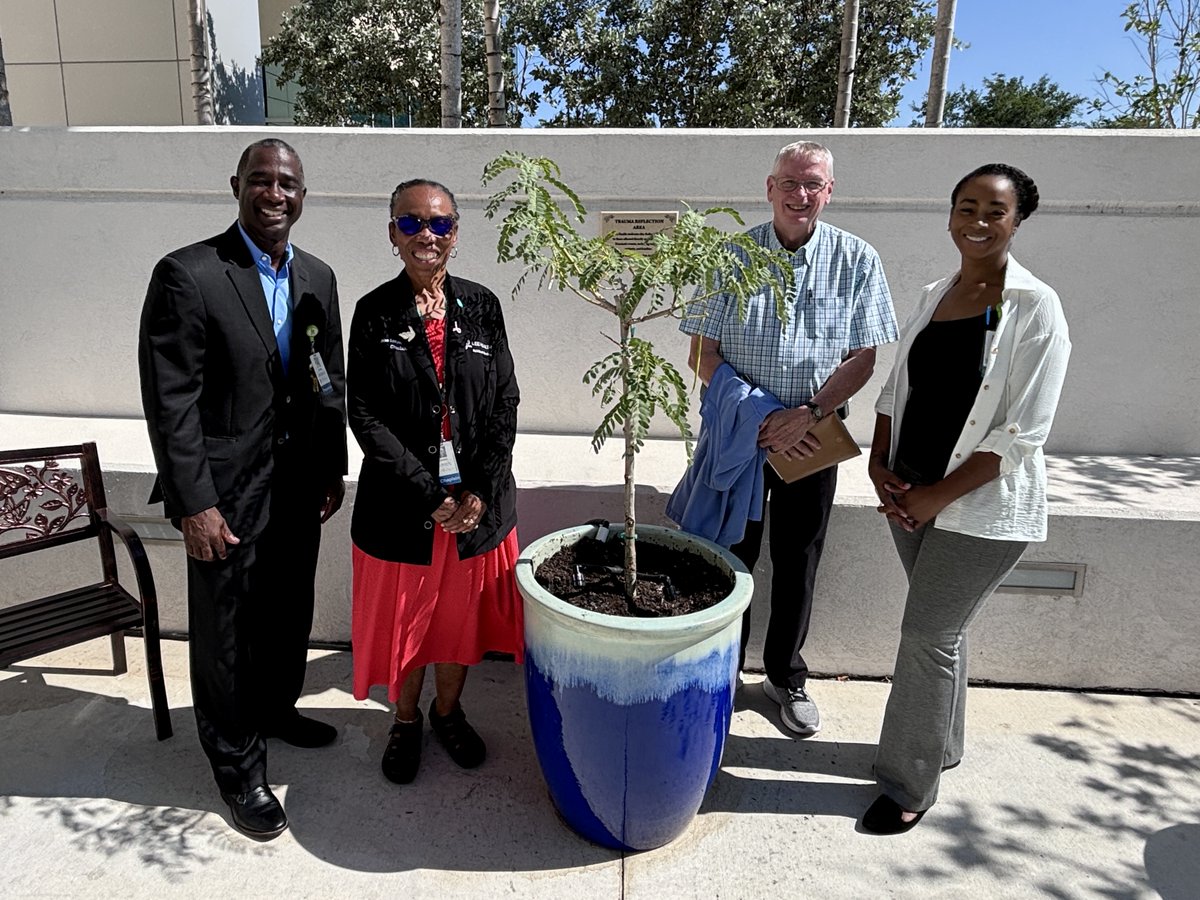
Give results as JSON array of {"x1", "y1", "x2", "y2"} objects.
[{"x1": 681, "y1": 220, "x2": 898, "y2": 408}]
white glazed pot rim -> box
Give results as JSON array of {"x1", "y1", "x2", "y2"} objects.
[{"x1": 516, "y1": 524, "x2": 753, "y2": 640}]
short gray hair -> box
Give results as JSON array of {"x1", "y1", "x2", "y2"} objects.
[{"x1": 772, "y1": 141, "x2": 834, "y2": 177}]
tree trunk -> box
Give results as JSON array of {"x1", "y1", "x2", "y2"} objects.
[
  {"x1": 620, "y1": 319, "x2": 637, "y2": 602},
  {"x1": 0, "y1": 37, "x2": 13, "y2": 127},
  {"x1": 188, "y1": 0, "x2": 214, "y2": 124},
  {"x1": 440, "y1": 0, "x2": 463, "y2": 128},
  {"x1": 833, "y1": 0, "x2": 860, "y2": 127},
  {"x1": 482, "y1": 0, "x2": 506, "y2": 126},
  {"x1": 924, "y1": 0, "x2": 957, "y2": 127}
]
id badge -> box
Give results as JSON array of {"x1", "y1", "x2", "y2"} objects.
[
  {"x1": 309, "y1": 351, "x2": 335, "y2": 395},
  {"x1": 439, "y1": 439, "x2": 462, "y2": 485}
]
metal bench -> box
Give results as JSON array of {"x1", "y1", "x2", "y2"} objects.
[{"x1": 0, "y1": 442, "x2": 172, "y2": 740}]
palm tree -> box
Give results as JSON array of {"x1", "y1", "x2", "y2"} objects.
[
  {"x1": 188, "y1": 0, "x2": 214, "y2": 124},
  {"x1": 833, "y1": 0, "x2": 860, "y2": 127},
  {"x1": 440, "y1": 0, "x2": 463, "y2": 127},
  {"x1": 482, "y1": 0, "x2": 505, "y2": 125},
  {"x1": 0, "y1": 36, "x2": 13, "y2": 126},
  {"x1": 924, "y1": 0, "x2": 957, "y2": 127}
]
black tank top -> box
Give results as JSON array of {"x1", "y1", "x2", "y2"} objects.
[{"x1": 893, "y1": 313, "x2": 987, "y2": 485}]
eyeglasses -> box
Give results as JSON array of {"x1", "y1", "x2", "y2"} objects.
[
  {"x1": 392, "y1": 214, "x2": 457, "y2": 236},
  {"x1": 772, "y1": 178, "x2": 829, "y2": 195}
]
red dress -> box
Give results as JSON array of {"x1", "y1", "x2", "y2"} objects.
[{"x1": 351, "y1": 316, "x2": 524, "y2": 701}]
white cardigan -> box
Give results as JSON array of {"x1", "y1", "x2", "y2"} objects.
[{"x1": 875, "y1": 256, "x2": 1071, "y2": 542}]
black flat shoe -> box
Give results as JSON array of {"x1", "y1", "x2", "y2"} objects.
[
  {"x1": 862, "y1": 795, "x2": 926, "y2": 835},
  {"x1": 221, "y1": 785, "x2": 288, "y2": 840},
  {"x1": 382, "y1": 711, "x2": 423, "y2": 784},
  {"x1": 264, "y1": 713, "x2": 338, "y2": 748},
  {"x1": 428, "y1": 700, "x2": 486, "y2": 769}
]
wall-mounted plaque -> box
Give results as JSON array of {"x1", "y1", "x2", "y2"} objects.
[{"x1": 599, "y1": 211, "x2": 680, "y2": 255}]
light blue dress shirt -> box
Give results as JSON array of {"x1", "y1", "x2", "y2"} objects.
[
  {"x1": 681, "y1": 220, "x2": 897, "y2": 408},
  {"x1": 238, "y1": 223, "x2": 295, "y2": 373}
]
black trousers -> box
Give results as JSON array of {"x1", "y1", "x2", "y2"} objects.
[
  {"x1": 731, "y1": 463, "x2": 838, "y2": 689},
  {"x1": 186, "y1": 481, "x2": 322, "y2": 793}
]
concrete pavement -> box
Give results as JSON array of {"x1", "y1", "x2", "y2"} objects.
[{"x1": 1, "y1": 636, "x2": 1198, "y2": 899}]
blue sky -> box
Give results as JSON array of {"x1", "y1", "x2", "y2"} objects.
[{"x1": 893, "y1": 0, "x2": 1148, "y2": 125}]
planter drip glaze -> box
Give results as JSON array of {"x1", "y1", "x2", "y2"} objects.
[{"x1": 516, "y1": 525, "x2": 753, "y2": 851}]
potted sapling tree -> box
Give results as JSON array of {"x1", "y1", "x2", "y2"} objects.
[{"x1": 483, "y1": 151, "x2": 791, "y2": 851}]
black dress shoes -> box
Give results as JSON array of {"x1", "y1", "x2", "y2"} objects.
[
  {"x1": 221, "y1": 785, "x2": 288, "y2": 840},
  {"x1": 862, "y1": 794, "x2": 926, "y2": 835},
  {"x1": 264, "y1": 713, "x2": 338, "y2": 748}
]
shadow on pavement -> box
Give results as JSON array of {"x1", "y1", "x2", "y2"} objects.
[{"x1": 0, "y1": 652, "x2": 617, "y2": 879}]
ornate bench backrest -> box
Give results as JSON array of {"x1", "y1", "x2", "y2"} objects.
[{"x1": 0, "y1": 443, "x2": 105, "y2": 560}]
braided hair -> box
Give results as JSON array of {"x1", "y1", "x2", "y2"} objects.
[{"x1": 951, "y1": 164, "x2": 1040, "y2": 221}]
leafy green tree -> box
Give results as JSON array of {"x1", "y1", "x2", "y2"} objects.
[
  {"x1": 917, "y1": 74, "x2": 1087, "y2": 128},
  {"x1": 1094, "y1": 0, "x2": 1200, "y2": 128},
  {"x1": 262, "y1": 0, "x2": 933, "y2": 127},
  {"x1": 261, "y1": 0, "x2": 505, "y2": 126},
  {"x1": 507, "y1": 0, "x2": 936, "y2": 126},
  {"x1": 724, "y1": 0, "x2": 935, "y2": 127}
]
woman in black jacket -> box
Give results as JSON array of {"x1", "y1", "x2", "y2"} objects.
[{"x1": 347, "y1": 179, "x2": 521, "y2": 786}]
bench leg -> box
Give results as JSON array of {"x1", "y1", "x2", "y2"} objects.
[
  {"x1": 110, "y1": 631, "x2": 128, "y2": 675},
  {"x1": 141, "y1": 627, "x2": 173, "y2": 741}
]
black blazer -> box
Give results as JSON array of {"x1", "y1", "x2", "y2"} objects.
[
  {"x1": 348, "y1": 272, "x2": 519, "y2": 564},
  {"x1": 139, "y1": 224, "x2": 348, "y2": 542}
]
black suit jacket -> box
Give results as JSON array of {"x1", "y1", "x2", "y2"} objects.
[
  {"x1": 139, "y1": 224, "x2": 347, "y2": 543},
  {"x1": 348, "y1": 272, "x2": 519, "y2": 564}
]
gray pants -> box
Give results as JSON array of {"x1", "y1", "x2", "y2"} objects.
[{"x1": 874, "y1": 522, "x2": 1027, "y2": 812}]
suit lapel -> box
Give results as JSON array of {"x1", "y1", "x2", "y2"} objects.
[{"x1": 221, "y1": 226, "x2": 279, "y2": 359}]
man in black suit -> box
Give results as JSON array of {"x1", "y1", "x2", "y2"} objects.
[{"x1": 139, "y1": 139, "x2": 347, "y2": 840}]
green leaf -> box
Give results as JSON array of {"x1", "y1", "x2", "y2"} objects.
[{"x1": 484, "y1": 151, "x2": 791, "y2": 579}]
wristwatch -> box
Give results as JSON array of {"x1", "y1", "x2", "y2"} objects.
[{"x1": 804, "y1": 400, "x2": 824, "y2": 421}]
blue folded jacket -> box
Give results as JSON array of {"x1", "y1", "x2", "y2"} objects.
[{"x1": 666, "y1": 362, "x2": 784, "y2": 547}]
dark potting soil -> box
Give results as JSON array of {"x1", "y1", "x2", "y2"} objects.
[{"x1": 534, "y1": 536, "x2": 734, "y2": 618}]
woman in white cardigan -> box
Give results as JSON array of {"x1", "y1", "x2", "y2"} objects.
[{"x1": 862, "y1": 164, "x2": 1071, "y2": 834}]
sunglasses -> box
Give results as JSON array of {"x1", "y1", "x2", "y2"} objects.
[{"x1": 392, "y1": 214, "x2": 457, "y2": 237}]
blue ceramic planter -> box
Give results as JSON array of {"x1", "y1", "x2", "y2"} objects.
[{"x1": 515, "y1": 525, "x2": 753, "y2": 851}]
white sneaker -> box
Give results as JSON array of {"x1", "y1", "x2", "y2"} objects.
[{"x1": 763, "y1": 680, "x2": 820, "y2": 735}]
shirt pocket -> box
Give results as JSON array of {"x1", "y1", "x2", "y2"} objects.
[{"x1": 808, "y1": 293, "x2": 851, "y2": 344}]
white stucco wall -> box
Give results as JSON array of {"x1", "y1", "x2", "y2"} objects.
[
  {"x1": 2, "y1": 127, "x2": 1199, "y2": 691},
  {"x1": 2, "y1": 127, "x2": 1198, "y2": 453}
]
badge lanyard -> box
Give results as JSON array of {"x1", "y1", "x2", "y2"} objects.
[
  {"x1": 436, "y1": 307, "x2": 463, "y2": 487},
  {"x1": 306, "y1": 324, "x2": 334, "y2": 395},
  {"x1": 437, "y1": 330, "x2": 462, "y2": 486}
]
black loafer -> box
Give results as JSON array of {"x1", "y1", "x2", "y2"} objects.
[
  {"x1": 862, "y1": 794, "x2": 926, "y2": 835},
  {"x1": 428, "y1": 700, "x2": 486, "y2": 769},
  {"x1": 381, "y1": 711, "x2": 423, "y2": 784},
  {"x1": 264, "y1": 713, "x2": 338, "y2": 748},
  {"x1": 221, "y1": 785, "x2": 288, "y2": 840}
]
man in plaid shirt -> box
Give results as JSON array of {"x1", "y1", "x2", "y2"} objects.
[{"x1": 682, "y1": 141, "x2": 897, "y2": 736}]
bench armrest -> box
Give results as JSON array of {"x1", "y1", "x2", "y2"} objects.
[{"x1": 96, "y1": 508, "x2": 162, "y2": 630}]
